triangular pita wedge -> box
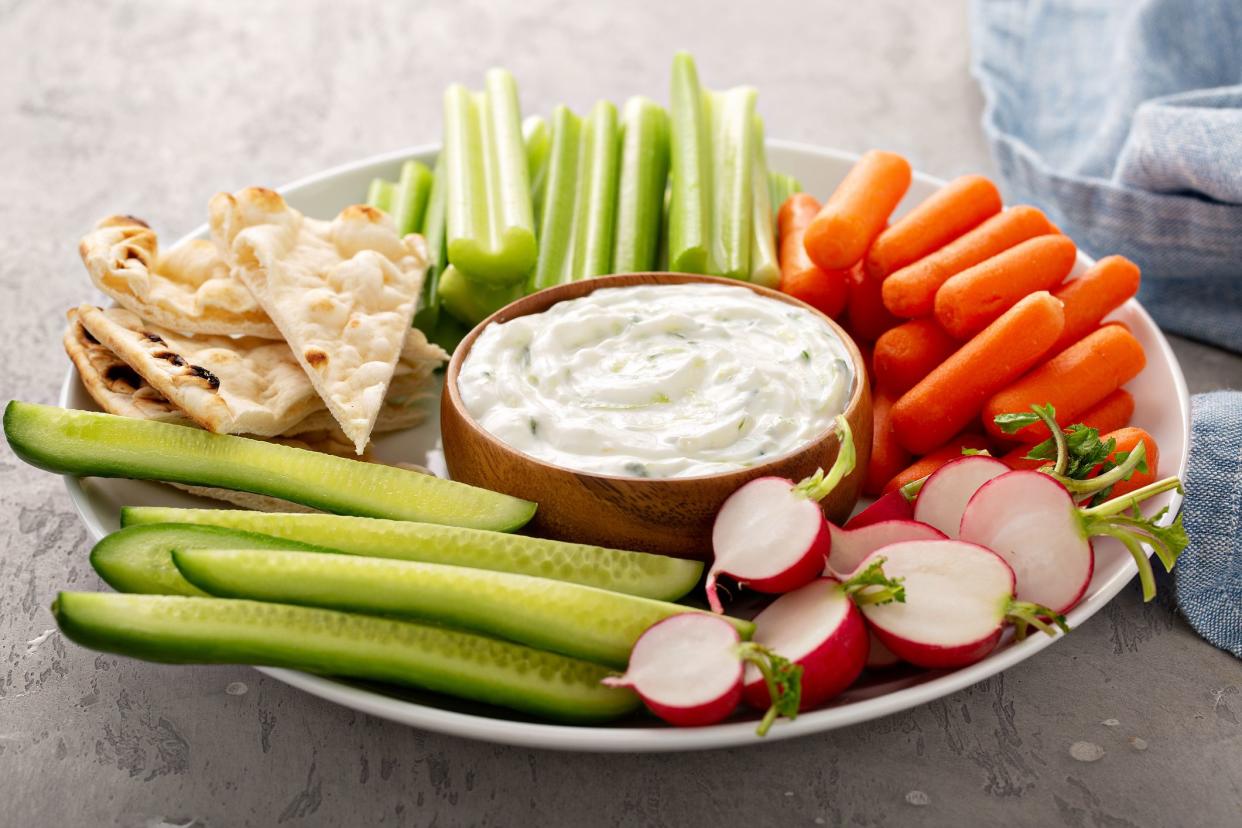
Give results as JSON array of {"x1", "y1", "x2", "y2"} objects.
[
  {"x1": 65, "y1": 307, "x2": 443, "y2": 438},
  {"x1": 210, "y1": 187, "x2": 427, "y2": 452},
  {"x1": 79, "y1": 216, "x2": 280, "y2": 339}
]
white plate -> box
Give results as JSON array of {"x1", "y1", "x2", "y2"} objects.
[{"x1": 59, "y1": 141, "x2": 1190, "y2": 752}]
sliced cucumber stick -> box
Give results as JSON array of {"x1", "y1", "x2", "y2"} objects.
[
  {"x1": 5, "y1": 402, "x2": 535, "y2": 531},
  {"x1": 91, "y1": 523, "x2": 327, "y2": 596},
  {"x1": 121, "y1": 508, "x2": 704, "y2": 601},
  {"x1": 54, "y1": 592, "x2": 638, "y2": 723},
  {"x1": 173, "y1": 548, "x2": 750, "y2": 668}
]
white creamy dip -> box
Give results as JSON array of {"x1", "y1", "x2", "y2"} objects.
[{"x1": 457, "y1": 283, "x2": 854, "y2": 478}]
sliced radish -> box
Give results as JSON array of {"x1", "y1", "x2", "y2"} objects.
[
  {"x1": 742, "y1": 578, "x2": 869, "y2": 711},
  {"x1": 825, "y1": 519, "x2": 947, "y2": 578},
  {"x1": 913, "y1": 455, "x2": 1009, "y2": 538},
  {"x1": 959, "y1": 470, "x2": 1187, "y2": 611},
  {"x1": 844, "y1": 487, "x2": 914, "y2": 529},
  {"x1": 707, "y1": 416, "x2": 855, "y2": 613},
  {"x1": 857, "y1": 539, "x2": 1069, "y2": 670},
  {"x1": 865, "y1": 631, "x2": 901, "y2": 669},
  {"x1": 603, "y1": 614, "x2": 802, "y2": 734}
]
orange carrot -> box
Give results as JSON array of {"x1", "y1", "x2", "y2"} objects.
[
  {"x1": 872, "y1": 317, "x2": 959, "y2": 395},
  {"x1": 865, "y1": 387, "x2": 911, "y2": 496},
  {"x1": 934, "y1": 235, "x2": 1078, "y2": 340},
  {"x1": 983, "y1": 325, "x2": 1147, "y2": 442},
  {"x1": 845, "y1": 263, "x2": 900, "y2": 343},
  {"x1": 1050, "y1": 255, "x2": 1141, "y2": 353},
  {"x1": 1097, "y1": 427, "x2": 1159, "y2": 497},
  {"x1": 881, "y1": 433, "x2": 992, "y2": 495},
  {"x1": 865, "y1": 174, "x2": 1002, "y2": 281},
  {"x1": 1000, "y1": 389, "x2": 1136, "y2": 469},
  {"x1": 803, "y1": 151, "x2": 911, "y2": 271},
  {"x1": 778, "y1": 194, "x2": 849, "y2": 318},
  {"x1": 881, "y1": 205, "x2": 1056, "y2": 318},
  {"x1": 890, "y1": 291, "x2": 1065, "y2": 455}
]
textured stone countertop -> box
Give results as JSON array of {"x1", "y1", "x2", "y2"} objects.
[{"x1": 1, "y1": 1, "x2": 1239, "y2": 825}]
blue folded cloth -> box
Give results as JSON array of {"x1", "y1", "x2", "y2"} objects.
[
  {"x1": 1177, "y1": 392, "x2": 1242, "y2": 658},
  {"x1": 970, "y1": 0, "x2": 1242, "y2": 352}
]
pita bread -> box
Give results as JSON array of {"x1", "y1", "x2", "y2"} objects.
[
  {"x1": 210, "y1": 187, "x2": 427, "y2": 453},
  {"x1": 65, "y1": 308, "x2": 442, "y2": 439},
  {"x1": 79, "y1": 216, "x2": 281, "y2": 339}
]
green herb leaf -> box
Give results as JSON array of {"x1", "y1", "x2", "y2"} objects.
[{"x1": 993, "y1": 403, "x2": 1055, "y2": 435}]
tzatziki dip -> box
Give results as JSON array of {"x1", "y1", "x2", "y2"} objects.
[{"x1": 456, "y1": 283, "x2": 855, "y2": 478}]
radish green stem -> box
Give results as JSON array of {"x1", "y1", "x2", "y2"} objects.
[
  {"x1": 668, "y1": 52, "x2": 712, "y2": 273},
  {"x1": 1097, "y1": 527, "x2": 1160, "y2": 601},
  {"x1": 899, "y1": 477, "x2": 926, "y2": 502},
  {"x1": 793, "y1": 416, "x2": 855, "y2": 501},
  {"x1": 413, "y1": 155, "x2": 447, "y2": 335},
  {"x1": 1007, "y1": 601, "x2": 1070, "y2": 641},
  {"x1": 366, "y1": 178, "x2": 395, "y2": 212},
  {"x1": 841, "y1": 558, "x2": 906, "y2": 606},
  {"x1": 444, "y1": 70, "x2": 537, "y2": 285},
  {"x1": 531, "y1": 106, "x2": 582, "y2": 290},
  {"x1": 735, "y1": 642, "x2": 802, "y2": 737},
  {"x1": 748, "y1": 115, "x2": 780, "y2": 288},
  {"x1": 1077, "y1": 476, "x2": 1188, "y2": 601},
  {"x1": 613, "y1": 96, "x2": 670, "y2": 273},
  {"x1": 393, "y1": 160, "x2": 434, "y2": 236},
  {"x1": 572, "y1": 100, "x2": 621, "y2": 280},
  {"x1": 1031, "y1": 404, "x2": 1070, "y2": 477},
  {"x1": 1080, "y1": 476, "x2": 1183, "y2": 518},
  {"x1": 1059, "y1": 442, "x2": 1146, "y2": 495},
  {"x1": 708, "y1": 86, "x2": 757, "y2": 279}
]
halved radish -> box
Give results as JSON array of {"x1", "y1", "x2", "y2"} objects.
[
  {"x1": 857, "y1": 539, "x2": 1069, "y2": 669},
  {"x1": 865, "y1": 632, "x2": 901, "y2": 669},
  {"x1": 603, "y1": 614, "x2": 801, "y2": 734},
  {"x1": 825, "y1": 519, "x2": 947, "y2": 578},
  {"x1": 912, "y1": 455, "x2": 1009, "y2": 538},
  {"x1": 959, "y1": 471, "x2": 1187, "y2": 610},
  {"x1": 844, "y1": 487, "x2": 914, "y2": 529},
  {"x1": 707, "y1": 416, "x2": 855, "y2": 613}
]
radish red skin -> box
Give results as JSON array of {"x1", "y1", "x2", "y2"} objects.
[
  {"x1": 865, "y1": 631, "x2": 902, "y2": 669},
  {"x1": 844, "y1": 488, "x2": 914, "y2": 529},
  {"x1": 645, "y1": 678, "x2": 743, "y2": 728},
  {"x1": 825, "y1": 519, "x2": 947, "y2": 578},
  {"x1": 871, "y1": 622, "x2": 1004, "y2": 671}
]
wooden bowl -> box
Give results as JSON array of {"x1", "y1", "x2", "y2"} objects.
[{"x1": 440, "y1": 273, "x2": 873, "y2": 559}]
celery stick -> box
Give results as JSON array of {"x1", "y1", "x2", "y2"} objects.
[
  {"x1": 413, "y1": 155, "x2": 447, "y2": 336},
  {"x1": 530, "y1": 106, "x2": 583, "y2": 291},
  {"x1": 524, "y1": 115, "x2": 551, "y2": 231},
  {"x1": 668, "y1": 52, "x2": 712, "y2": 273},
  {"x1": 438, "y1": 265, "x2": 520, "y2": 325},
  {"x1": 769, "y1": 171, "x2": 802, "y2": 218},
  {"x1": 392, "y1": 160, "x2": 433, "y2": 236},
  {"x1": 443, "y1": 70, "x2": 537, "y2": 285},
  {"x1": 572, "y1": 100, "x2": 620, "y2": 280},
  {"x1": 613, "y1": 97, "x2": 670, "y2": 273},
  {"x1": 748, "y1": 115, "x2": 780, "y2": 288},
  {"x1": 657, "y1": 180, "x2": 671, "y2": 271},
  {"x1": 708, "y1": 86, "x2": 757, "y2": 280},
  {"x1": 366, "y1": 178, "x2": 395, "y2": 212}
]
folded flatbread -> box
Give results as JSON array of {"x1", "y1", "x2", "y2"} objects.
[
  {"x1": 79, "y1": 216, "x2": 281, "y2": 339},
  {"x1": 210, "y1": 188, "x2": 427, "y2": 453}
]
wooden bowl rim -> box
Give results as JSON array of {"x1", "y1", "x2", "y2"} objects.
[{"x1": 443, "y1": 272, "x2": 870, "y2": 486}]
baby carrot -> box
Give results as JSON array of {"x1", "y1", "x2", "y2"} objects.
[
  {"x1": 778, "y1": 194, "x2": 849, "y2": 318},
  {"x1": 934, "y1": 235, "x2": 1078, "y2": 340},
  {"x1": 881, "y1": 205, "x2": 1056, "y2": 318},
  {"x1": 890, "y1": 291, "x2": 1065, "y2": 455},
  {"x1": 1050, "y1": 255, "x2": 1141, "y2": 353},
  {"x1": 880, "y1": 433, "x2": 992, "y2": 495},
  {"x1": 803, "y1": 150, "x2": 911, "y2": 271},
  {"x1": 1097, "y1": 427, "x2": 1159, "y2": 497},
  {"x1": 983, "y1": 325, "x2": 1147, "y2": 442},
  {"x1": 864, "y1": 387, "x2": 911, "y2": 496},
  {"x1": 865, "y1": 174, "x2": 1002, "y2": 281},
  {"x1": 845, "y1": 262, "x2": 901, "y2": 343},
  {"x1": 873, "y1": 317, "x2": 959, "y2": 395},
  {"x1": 1000, "y1": 389, "x2": 1135, "y2": 469}
]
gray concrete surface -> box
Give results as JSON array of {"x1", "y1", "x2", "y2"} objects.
[{"x1": 2, "y1": 1, "x2": 1240, "y2": 825}]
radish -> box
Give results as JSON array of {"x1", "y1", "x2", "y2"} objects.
[
  {"x1": 825, "y1": 519, "x2": 946, "y2": 578},
  {"x1": 707, "y1": 416, "x2": 855, "y2": 613},
  {"x1": 857, "y1": 539, "x2": 1069, "y2": 670},
  {"x1": 866, "y1": 632, "x2": 901, "y2": 669},
  {"x1": 959, "y1": 469, "x2": 1186, "y2": 610},
  {"x1": 844, "y1": 486, "x2": 914, "y2": 529},
  {"x1": 741, "y1": 567, "x2": 906, "y2": 711},
  {"x1": 602, "y1": 613, "x2": 802, "y2": 735},
  {"x1": 913, "y1": 455, "x2": 1010, "y2": 537}
]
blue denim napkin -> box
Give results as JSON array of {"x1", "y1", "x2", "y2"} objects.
[
  {"x1": 970, "y1": 0, "x2": 1242, "y2": 351},
  {"x1": 1176, "y1": 392, "x2": 1242, "y2": 658}
]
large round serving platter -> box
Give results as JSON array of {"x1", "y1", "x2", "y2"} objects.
[{"x1": 60, "y1": 141, "x2": 1190, "y2": 752}]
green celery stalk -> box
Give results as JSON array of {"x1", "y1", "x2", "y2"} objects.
[
  {"x1": 438, "y1": 265, "x2": 521, "y2": 325},
  {"x1": 612, "y1": 97, "x2": 670, "y2": 274},
  {"x1": 657, "y1": 180, "x2": 671, "y2": 271},
  {"x1": 392, "y1": 160, "x2": 434, "y2": 236},
  {"x1": 366, "y1": 178, "x2": 396, "y2": 212},
  {"x1": 412, "y1": 155, "x2": 447, "y2": 337},
  {"x1": 748, "y1": 115, "x2": 780, "y2": 288},
  {"x1": 443, "y1": 69, "x2": 537, "y2": 285},
  {"x1": 530, "y1": 106, "x2": 583, "y2": 291},
  {"x1": 708, "y1": 86, "x2": 757, "y2": 279},
  {"x1": 769, "y1": 171, "x2": 802, "y2": 218},
  {"x1": 667, "y1": 52, "x2": 712, "y2": 273},
  {"x1": 572, "y1": 100, "x2": 620, "y2": 280},
  {"x1": 524, "y1": 115, "x2": 551, "y2": 232}
]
